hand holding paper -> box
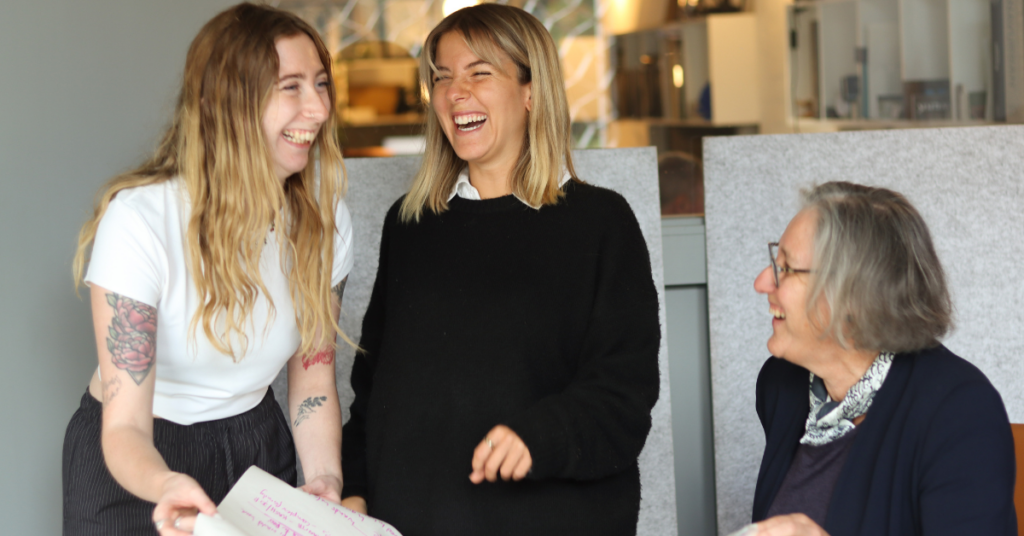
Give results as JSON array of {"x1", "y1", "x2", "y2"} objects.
[
  {"x1": 154, "y1": 472, "x2": 217, "y2": 536},
  {"x1": 726, "y1": 514, "x2": 830, "y2": 536},
  {"x1": 299, "y1": 474, "x2": 343, "y2": 504},
  {"x1": 193, "y1": 466, "x2": 401, "y2": 536}
]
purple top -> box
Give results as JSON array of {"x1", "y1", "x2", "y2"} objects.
[{"x1": 766, "y1": 426, "x2": 860, "y2": 526}]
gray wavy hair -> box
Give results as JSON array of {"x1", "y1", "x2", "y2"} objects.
[{"x1": 803, "y1": 182, "x2": 952, "y2": 353}]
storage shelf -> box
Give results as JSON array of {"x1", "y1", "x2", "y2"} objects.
[
  {"x1": 792, "y1": 117, "x2": 998, "y2": 129},
  {"x1": 788, "y1": 0, "x2": 1007, "y2": 123}
]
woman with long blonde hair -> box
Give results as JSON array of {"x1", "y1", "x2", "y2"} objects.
[
  {"x1": 62, "y1": 4, "x2": 354, "y2": 534},
  {"x1": 339, "y1": 5, "x2": 661, "y2": 535}
]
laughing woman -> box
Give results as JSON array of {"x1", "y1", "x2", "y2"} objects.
[
  {"x1": 339, "y1": 5, "x2": 661, "y2": 536},
  {"x1": 741, "y1": 182, "x2": 1016, "y2": 536},
  {"x1": 63, "y1": 4, "x2": 354, "y2": 535}
]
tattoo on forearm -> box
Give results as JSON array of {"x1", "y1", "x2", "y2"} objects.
[
  {"x1": 298, "y1": 278, "x2": 345, "y2": 371},
  {"x1": 294, "y1": 396, "x2": 327, "y2": 427},
  {"x1": 302, "y1": 348, "x2": 335, "y2": 370},
  {"x1": 332, "y1": 277, "x2": 347, "y2": 306},
  {"x1": 105, "y1": 293, "x2": 157, "y2": 386},
  {"x1": 103, "y1": 375, "x2": 122, "y2": 403}
]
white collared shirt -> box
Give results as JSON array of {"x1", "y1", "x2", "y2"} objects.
[{"x1": 447, "y1": 167, "x2": 573, "y2": 208}]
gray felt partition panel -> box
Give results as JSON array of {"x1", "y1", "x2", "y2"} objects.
[
  {"x1": 702, "y1": 125, "x2": 1024, "y2": 534},
  {"x1": 272, "y1": 147, "x2": 678, "y2": 536}
]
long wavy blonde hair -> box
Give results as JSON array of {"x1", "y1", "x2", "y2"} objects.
[
  {"x1": 73, "y1": 3, "x2": 349, "y2": 359},
  {"x1": 400, "y1": 4, "x2": 577, "y2": 222}
]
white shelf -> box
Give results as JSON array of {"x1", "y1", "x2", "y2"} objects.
[
  {"x1": 789, "y1": 0, "x2": 997, "y2": 121},
  {"x1": 615, "y1": 13, "x2": 761, "y2": 126},
  {"x1": 948, "y1": 0, "x2": 994, "y2": 120},
  {"x1": 707, "y1": 13, "x2": 761, "y2": 125}
]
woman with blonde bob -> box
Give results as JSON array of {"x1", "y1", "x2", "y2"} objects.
[
  {"x1": 63, "y1": 4, "x2": 354, "y2": 534},
  {"x1": 339, "y1": 4, "x2": 661, "y2": 535},
  {"x1": 740, "y1": 182, "x2": 1015, "y2": 536}
]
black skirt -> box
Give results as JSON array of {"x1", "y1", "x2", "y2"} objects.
[{"x1": 62, "y1": 386, "x2": 296, "y2": 535}]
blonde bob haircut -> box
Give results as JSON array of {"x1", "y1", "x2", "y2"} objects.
[
  {"x1": 73, "y1": 3, "x2": 351, "y2": 359},
  {"x1": 400, "y1": 3, "x2": 578, "y2": 222},
  {"x1": 802, "y1": 182, "x2": 952, "y2": 353}
]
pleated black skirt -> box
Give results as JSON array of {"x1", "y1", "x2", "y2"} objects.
[{"x1": 62, "y1": 386, "x2": 296, "y2": 535}]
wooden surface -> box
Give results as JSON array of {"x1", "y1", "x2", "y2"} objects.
[{"x1": 1011, "y1": 424, "x2": 1024, "y2": 536}]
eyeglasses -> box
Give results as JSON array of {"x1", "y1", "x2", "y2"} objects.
[{"x1": 768, "y1": 242, "x2": 812, "y2": 287}]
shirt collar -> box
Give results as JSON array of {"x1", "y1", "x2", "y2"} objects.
[{"x1": 447, "y1": 167, "x2": 572, "y2": 208}]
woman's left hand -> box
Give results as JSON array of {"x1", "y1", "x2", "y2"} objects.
[
  {"x1": 744, "y1": 514, "x2": 830, "y2": 536},
  {"x1": 300, "y1": 474, "x2": 343, "y2": 504},
  {"x1": 470, "y1": 425, "x2": 532, "y2": 484}
]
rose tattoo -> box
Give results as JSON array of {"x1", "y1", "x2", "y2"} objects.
[{"x1": 105, "y1": 293, "x2": 157, "y2": 385}]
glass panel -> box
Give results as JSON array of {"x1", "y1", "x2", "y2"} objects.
[
  {"x1": 274, "y1": 0, "x2": 611, "y2": 151},
  {"x1": 787, "y1": 0, "x2": 996, "y2": 123}
]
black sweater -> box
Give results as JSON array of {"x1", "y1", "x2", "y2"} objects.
[{"x1": 341, "y1": 181, "x2": 661, "y2": 536}]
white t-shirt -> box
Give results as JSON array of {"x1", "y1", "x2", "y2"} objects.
[{"x1": 85, "y1": 178, "x2": 354, "y2": 425}]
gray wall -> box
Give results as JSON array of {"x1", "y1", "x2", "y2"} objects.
[
  {"x1": 281, "y1": 149, "x2": 679, "y2": 536},
  {"x1": 702, "y1": 125, "x2": 1024, "y2": 534},
  {"x1": 0, "y1": 0, "x2": 236, "y2": 531},
  {"x1": 662, "y1": 217, "x2": 717, "y2": 536}
]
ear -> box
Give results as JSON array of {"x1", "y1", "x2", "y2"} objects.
[{"x1": 522, "y1": 81, "x2": 532, "y2": 113}]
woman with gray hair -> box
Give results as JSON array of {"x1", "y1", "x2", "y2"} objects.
[{"x1": 737, "y1": 182, "x2": 1016, "y2": 536}]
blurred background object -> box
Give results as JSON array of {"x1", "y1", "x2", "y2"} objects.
[
  {"x1": 276, "y1": 0, "x2": 611, "y2": 153},
  {"x1": 787, "y1": 0, "x2": 1023, "y2": 127},
  {"x1": 658, "y1": 151, "x2": 704, "y2": 216}
]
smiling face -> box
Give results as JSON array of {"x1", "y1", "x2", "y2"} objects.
[
  {"x1": 430, "y1": 31, "x2": 532, "y2": 178},
  {"x1": 263, "y1": 33, "x2": 331, "y2": 182},
  {"x1": 754, "y1": 208, "x2": 835, "y2": 366}
]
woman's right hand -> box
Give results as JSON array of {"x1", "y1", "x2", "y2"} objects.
[
  {"x1": 152, "y1": 472, "x2": 217, "y2": 535},
  {"x1": 736, "y1": 514, "x2": 830, "y2": 536},
  {"x1": 339, "y1": 496, "x2": 368, "y2": 514}
]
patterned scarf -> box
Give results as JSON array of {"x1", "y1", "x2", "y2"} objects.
[{"x1": 800, "y1": 352, "x2": 894, "y2": 446}]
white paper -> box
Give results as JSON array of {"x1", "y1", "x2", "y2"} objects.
[
  {"x1": 195, "y1": 514, "x2": 250, "y2": 536},
  {"x1": 725, "y1": 524, "x2": 758, "y2": 536},
  {"x1": 197, "y1": 466, "x2": 402, "y2": 536}
]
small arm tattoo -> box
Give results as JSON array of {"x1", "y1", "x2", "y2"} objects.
[
  {"x1": 332, "y1": 277, "x2": 347, "y2": 306},
  {"x1": 294, "y1": 396, "x2": 327, "y2": 427},
  {"x1": 102, "y1": 375, "x2": 122, "y2": 404},
  {"x1": 105, "y1": 292, "x2": 157, "y2": 386},
  {"x1": 302, "y1": 348, "x2": 335, "y2": 370},
  {"x1": 298, "y1": 278, "x2": 346, "y2": 371}
]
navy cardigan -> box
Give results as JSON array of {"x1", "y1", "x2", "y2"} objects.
[{"x1": 753, "y1": 345, "x2": 1017, "y2": 536}]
